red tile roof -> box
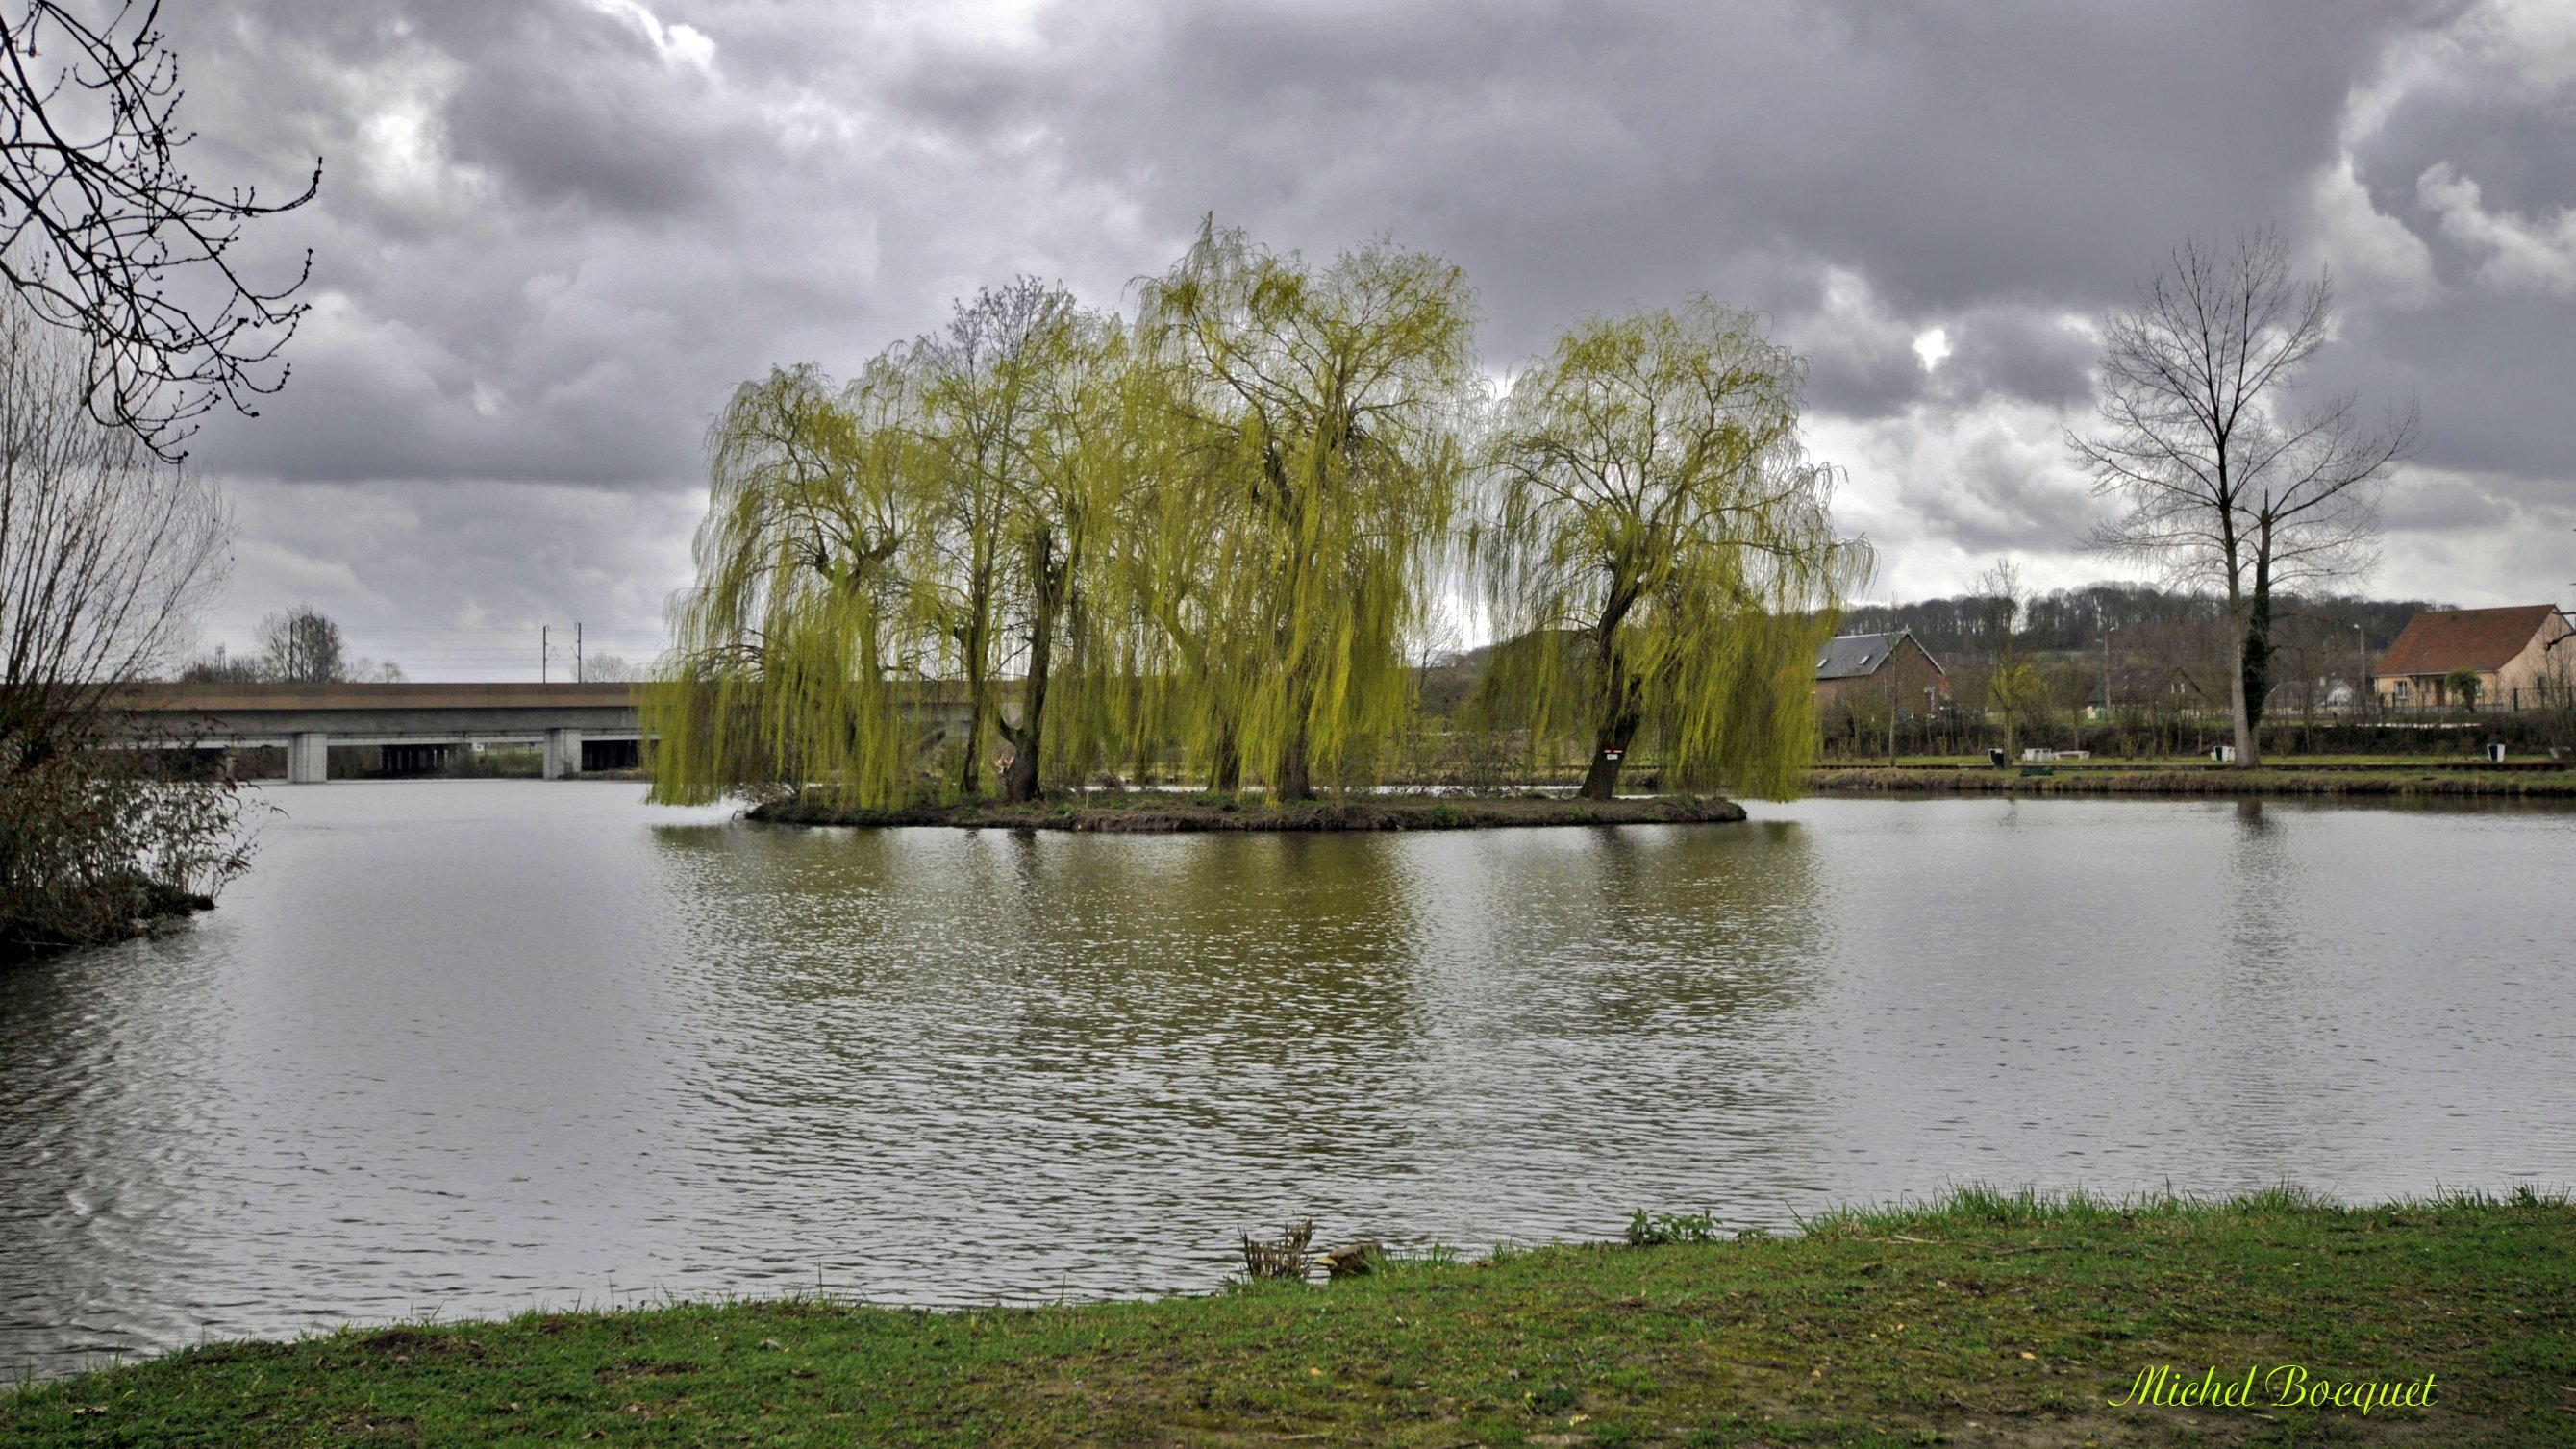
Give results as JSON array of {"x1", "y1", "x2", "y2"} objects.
[{"x1": 2375, "y1": 605, "x2": 2562, "y2": 676}]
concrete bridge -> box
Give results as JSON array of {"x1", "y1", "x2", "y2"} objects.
[
  {"x1": 116, "y1": 680, "x2": 988, "y2": 783},
  {"x1": 116, "y1": 683, "x2": 645, "y2": 782}
]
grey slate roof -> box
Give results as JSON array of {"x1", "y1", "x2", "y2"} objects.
[{"x1": 1814, "y1": 630, "x2": 1943, "y2": 681}]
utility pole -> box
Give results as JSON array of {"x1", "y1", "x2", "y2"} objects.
[
  {"x1": 576, "y1": 622, "x2": 584, "y2": 684},
  {"x1": 2355, "y1": 623, "x2": 2368, "y2": 717},
  {"x1": 541, "y1": 624, "x2": 550, "y2": 685},
  {"x1": 2100, "y1": 622, "x2": 2117, "y2": 742}
]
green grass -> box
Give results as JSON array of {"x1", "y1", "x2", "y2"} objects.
[{"x1": 7, "y1": 1187, "x2": 2570, "y2": 1446}]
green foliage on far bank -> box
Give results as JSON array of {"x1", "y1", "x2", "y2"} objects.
[{"x1": 5, "y1": 1187, "x2": 2567, "y2": 1446}]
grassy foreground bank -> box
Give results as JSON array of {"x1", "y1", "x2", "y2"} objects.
[
  {"x1": 7, "y1": 1189, "x2": 2570, "y2": 1447},
  {"x1": 1811, "y1": 763, "x2": 2576, "y2": 798},
  {"x1": 748, "y1": 792, "x2": 1748, "y2": 831}
]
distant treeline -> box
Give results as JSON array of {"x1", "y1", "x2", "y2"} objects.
[{"x1": 1838, "y1": 585, "x2": 2447, "y2": 660}]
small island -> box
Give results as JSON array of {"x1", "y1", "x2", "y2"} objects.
[{"x1": 748, "y1": 791, "x2": 1748, "y2": 832}]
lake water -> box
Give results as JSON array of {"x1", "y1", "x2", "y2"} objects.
[{"x1": 4, "y1": 783, "x2": 2572, "y2": 1378}]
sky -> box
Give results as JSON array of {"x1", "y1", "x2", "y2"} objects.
[{"x1": 161, "y1": 0, "x2": 2576, "y2": 678}]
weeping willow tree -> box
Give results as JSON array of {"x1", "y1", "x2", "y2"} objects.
[
  {"x1": 1477, "y1": 298, "x2": 1869, "y2": 800},
  {"x1": 644, "y1": 358, "x2": 934, "y2": 808},
  {"x1": 648, "y1": 284, "x2": 1144, "y2": 807},
  {"x1": 985, "y1": 289, "x2": 1145, "y2": 800},
  {"x1": 654, "y1": 232, "x2": 1866, "y2": 811},
  {"x1": 913, "y1": 282, "x2": 1065, "y2": 798},
  {"x1": 1137, "y1": 220, "x2": 1477, "y2": 799}
]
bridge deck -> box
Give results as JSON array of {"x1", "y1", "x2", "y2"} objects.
[
  {"x1": 117, "y1": 682, "x2": 641, "y2": 712},
  {"x1": 110, "y1": 680, "x2": 973, "y2": 782},
  {"x1": 115, "y1": 683, "x2": 647, "y2": 782}
]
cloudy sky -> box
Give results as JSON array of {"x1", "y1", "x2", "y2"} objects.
[{"x1": 164, "y1": 0, "x2": 2576, "y2": 678}]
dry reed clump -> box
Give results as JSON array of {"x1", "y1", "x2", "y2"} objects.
[{"x1": 1240, "y1": 1220, "x2": 1313, "y2": 1281}]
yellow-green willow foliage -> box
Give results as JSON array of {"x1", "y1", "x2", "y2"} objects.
[
  {"x1": 646, "y1": 359, "x2": 934, "y2": 807},
  {"x1": 915, "y1": 282, "x2": 1062, "y2": 799},
  {"x1": 985, "y1": 290, "x2": 1152, "y2": 800},
  {"x1": 1477, "y1": 298, "x2": 1871, "y2": 800},
  {"x1": 647, "y1": 286, "x2": 1146, "y2": 808},
  {"x1": 1137, "y1": 220, "x2": 1478, "y2": 799},
  {"x1": 651, "y1": 228, "x2": 1867, "y2": 810}
]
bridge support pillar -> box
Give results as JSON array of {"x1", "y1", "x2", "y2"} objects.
[
  {"x1": 288, "y1": 732, "x2": 329, "y2": 784},
  {"x1": 544, "y1": 727, "x2": 584, "y2": 780}
]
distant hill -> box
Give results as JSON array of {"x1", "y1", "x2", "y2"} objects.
[{"x1": 1836, "y1": 585, "x2": 2448, "y2": 661}]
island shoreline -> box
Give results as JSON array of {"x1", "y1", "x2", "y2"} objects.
[{"x1": 744, "y1": 792, "x2": 1751, "y2": 831}]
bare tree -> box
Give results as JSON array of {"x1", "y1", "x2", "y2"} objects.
[
  {"x1": 2071, "y1": 229, "x2": 2414, "y2": 766},
  {"x1": 1, "y1": 2, "x2": 318, "y2": 458},
  {"x1": 1975, "y1": 559, "x2": 2042, "y2": 760},
  {"x1": 256, "y1": 604, "x2": 344, "y2": 683},
  {"x1": 0, "y1": 291, "x2": 223, "y2": 753},
  {"x1": 0, "y1": 290, "x2": 248, "y2": 958}
]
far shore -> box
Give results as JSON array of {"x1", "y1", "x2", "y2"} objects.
[
  {"x1": 724, "y1": 763, "x2": 2576, "y2": 831},
  {"x1": 1809, "y1": 762, "x2": 2576, "y2": 797},
  {"x1": 746, "y1": 791, "x2": 1748, "y2": 832}
]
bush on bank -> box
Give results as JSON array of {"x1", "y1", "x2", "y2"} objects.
[{"x1": 0, "y1": 749, "x2": 251, "y2": 965}]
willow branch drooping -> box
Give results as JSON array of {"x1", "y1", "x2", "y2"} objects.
[
  {"x1": 646, "y1": 359, "x2": 931, "y2": 808},
  {"x1": 651, "y1": 228, "x2": 1863, "y2": 809},
  {"x1": 997, "y1": 300, "x2": 1151, "y2": 800},
  {"x1": 927, "y1": 281, "x2": 1142, "y2": 802},
  {"x1": 1478, "y1": 298, "x2": 1869, "y2": 800},
  {"x1": 1137, "y1": 220, "x2": 1477, "y2": 799},
  {"x1": 649, "y1": 293, "x2": 1146, "y2": 808}
]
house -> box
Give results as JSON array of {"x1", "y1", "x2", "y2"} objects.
[
  {"x1": 1813, "y1": 630, "x2": 1950, "y2": 712},
  {"x1": 2372, "y1": 604, "x2": 2573, "y2": 709}
]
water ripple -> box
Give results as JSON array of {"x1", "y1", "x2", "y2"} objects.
[{"x1": 3, "y1": 784, "x2": 2572, "y2": 1379}]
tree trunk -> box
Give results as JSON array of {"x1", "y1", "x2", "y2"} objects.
[
  {"x1": 1277, "y1": 726, "x2": 1313, "y2": 801},
  {"x1": 2225, "y1": 600, "x2": 2261, "y2": 767},
  {"x1": 999, "y1": 546, "x2": 1061, "y2": 806},
  {"x1": 1579, "y1": 665, "x2": 1645, "y2": 800},
  {"x1": 1581, "y1": 587, "x2": 1644, "y2": 801},
  {"x1": 958, "y1": 659, "x2": 986, "y2": 799},
  {"x1": 1578, "y1": 711, "x2": 1641, "y2": 800},
  {"x1": 2242, "y1": 545, "x2": 2275, "y2": 737},
  {"x1": 1211, "y1": 722, "x2": 1240, "y2": 794},
  {"x1": 998, "y1": 644, "x2": 1049, "y2": 804}
]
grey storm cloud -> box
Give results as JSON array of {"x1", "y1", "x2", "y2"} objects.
[{"x1": 124, "y1": 0, "x2": 2576, "y2": 665}]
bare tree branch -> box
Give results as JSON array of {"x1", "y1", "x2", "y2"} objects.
[
  {"x1": 2069, "y1": 228, "x2": 2414, "y2": 765},
  {"x1": 0, "y1": 1, "x2": 318, "y2": 459}
]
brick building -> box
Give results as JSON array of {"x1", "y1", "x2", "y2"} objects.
[
  {"x1": 2372, "y1": 604, "x2": 2572, "y2": 710},
  {"x1": 1813, "y1": 630, "x2": 1951, "y2": 712}
]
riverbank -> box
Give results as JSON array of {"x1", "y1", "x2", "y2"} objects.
[
  {"x1": 749, "y1": 791, "x2": 1749, "y2": 831},
  {"x1": 5, "y1": 1188, "x2": 2564, "y2": 1446},
  {"x1": 0, "y1": 878, "x2": 214, "y2": 968},
  {"x1": 1811, "y1": 762, "x2": 2576, "y2": 797}
]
